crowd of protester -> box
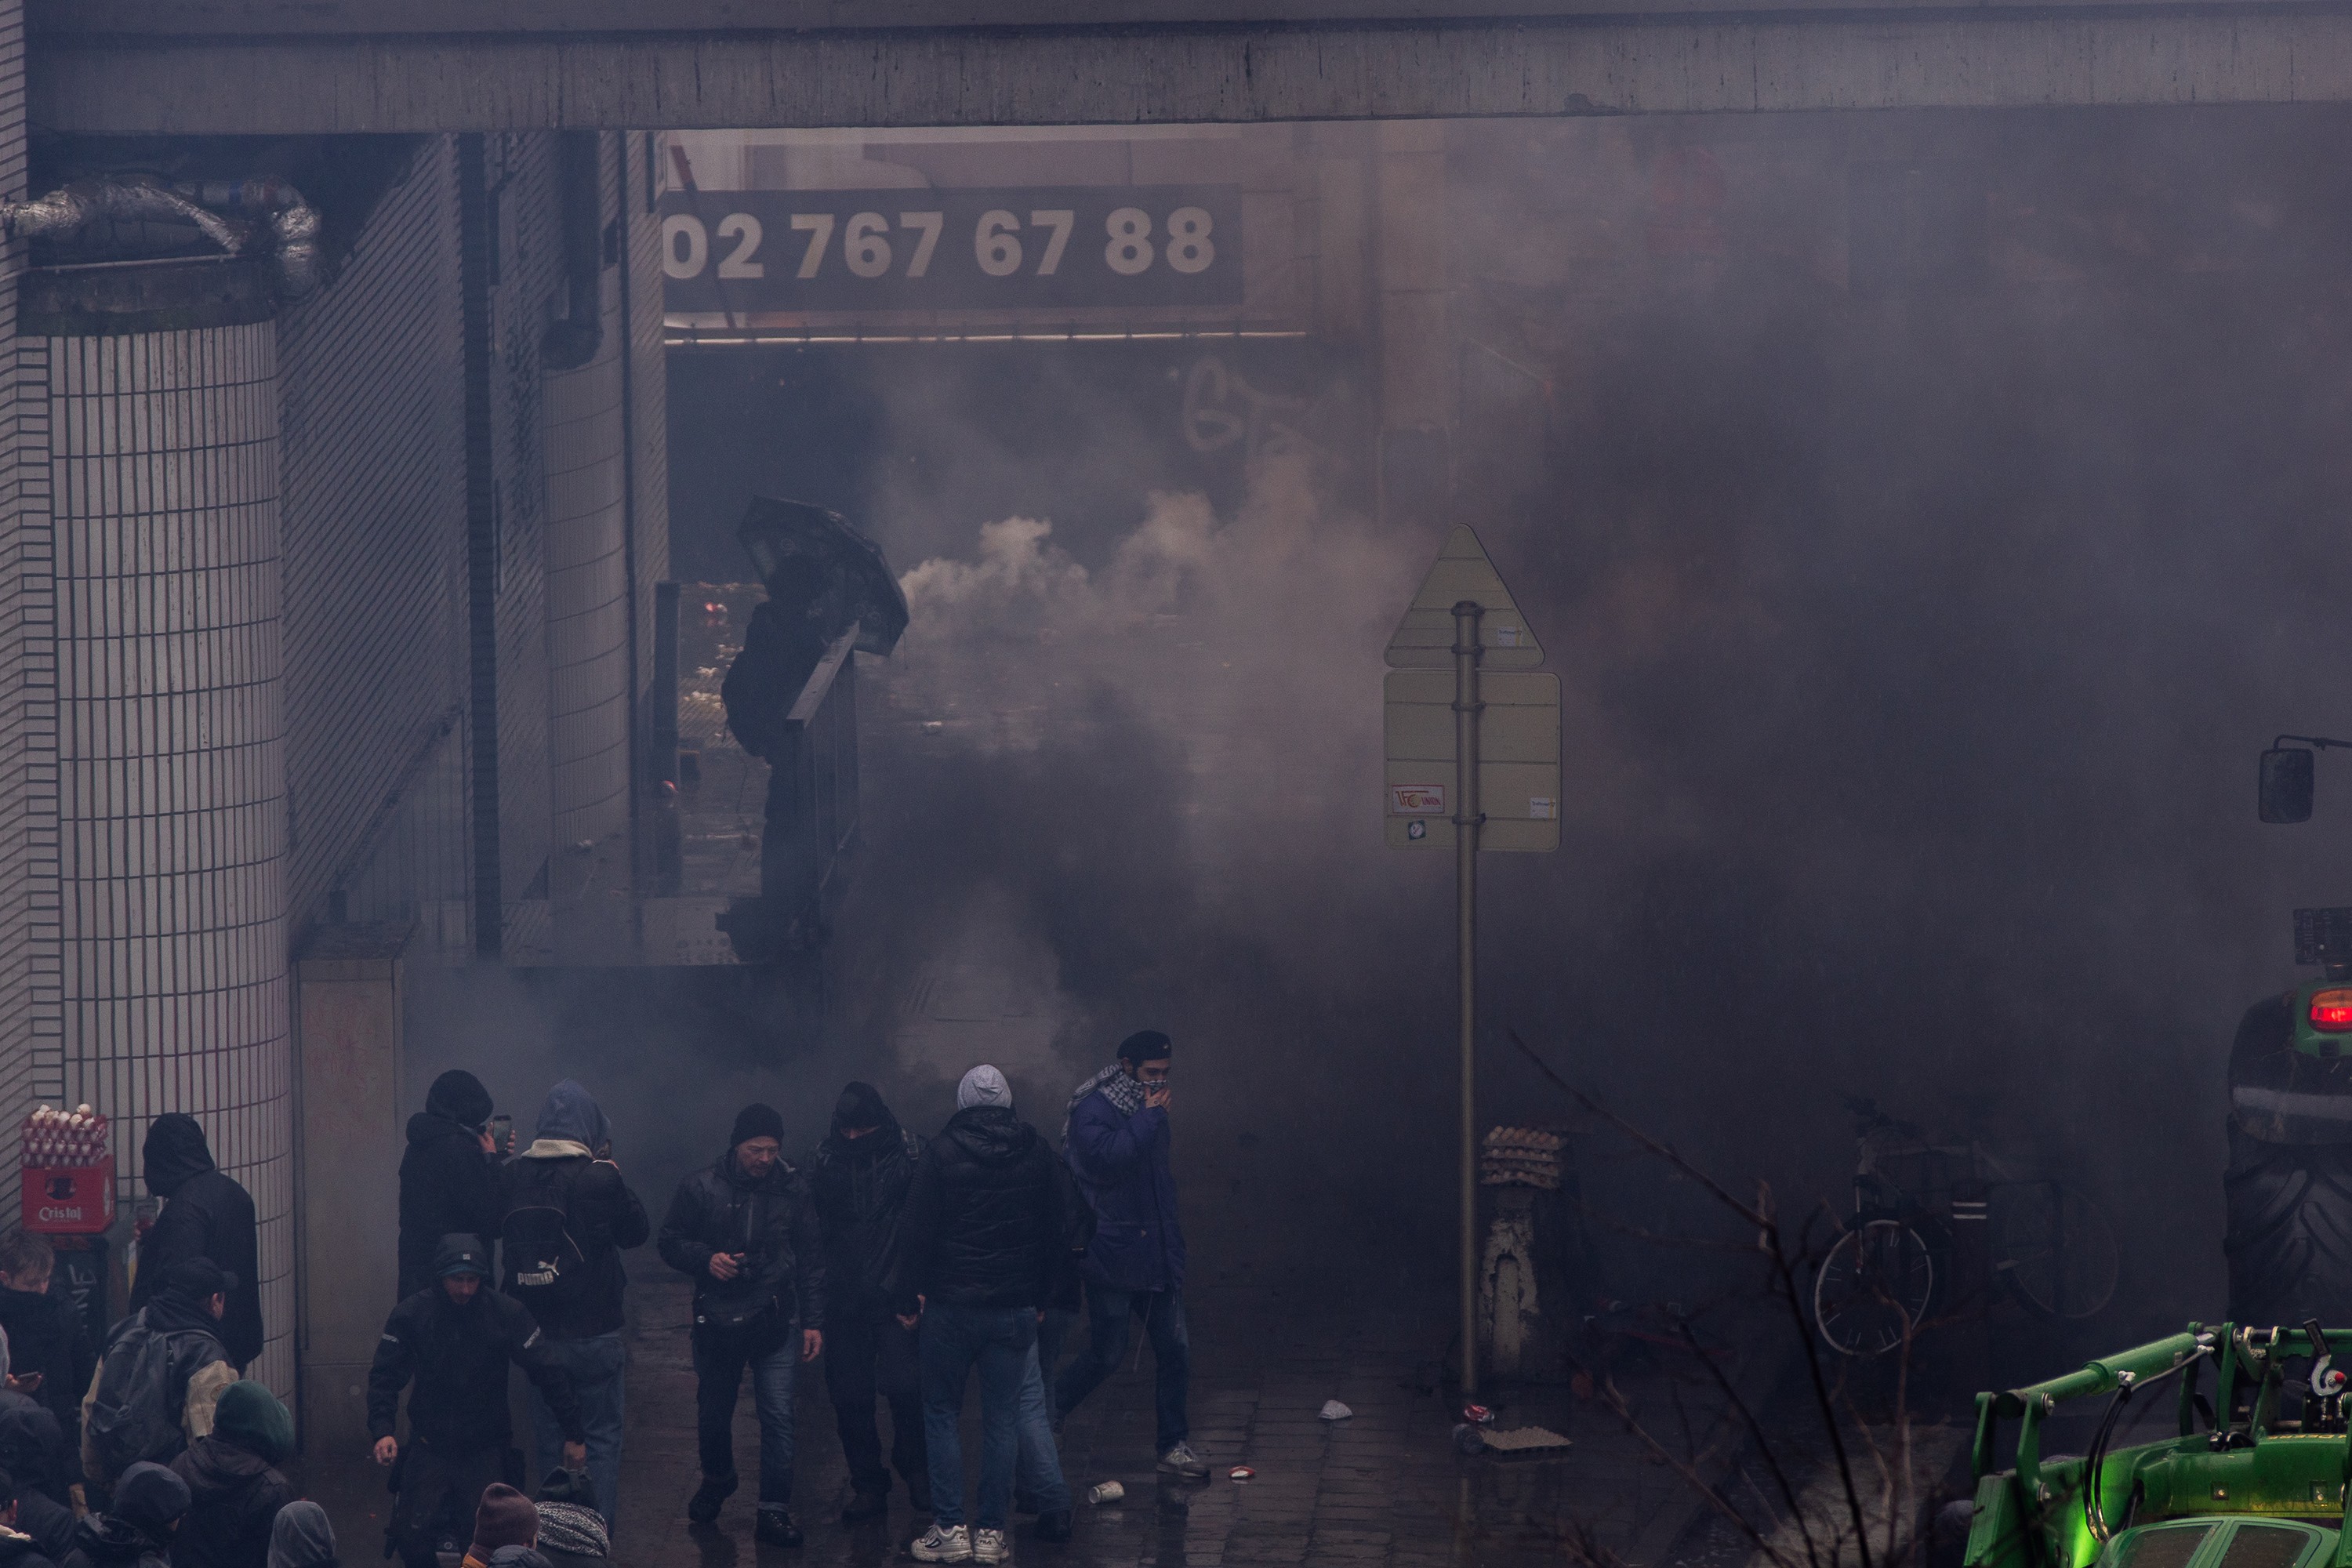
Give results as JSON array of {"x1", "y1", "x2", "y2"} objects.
[{"x1": 0, "y1": 1026, "x2": 1189, "y2": 1567}]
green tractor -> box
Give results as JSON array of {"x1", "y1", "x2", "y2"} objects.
[{"x1": 1965, "y1": 1325, "x2": 2352, "y2": 1568}]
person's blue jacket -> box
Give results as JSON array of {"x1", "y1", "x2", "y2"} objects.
[{"x1": 1065, "y1": 1089, "x2": 1185, "y2": 1293}]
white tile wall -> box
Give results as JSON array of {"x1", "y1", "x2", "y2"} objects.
[
  {"x1": 47, "y1": 324, "x2": 292, "y2": 1397},
  {"x1": 543, "y1": 189, "x2": 630, "y2": 849}
]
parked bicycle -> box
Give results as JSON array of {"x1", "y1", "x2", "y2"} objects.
[{"x1": 1813, "y1": 1096, "x2": 2119, "y2": 1356}]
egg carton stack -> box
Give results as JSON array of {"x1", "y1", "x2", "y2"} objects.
[
  {"x1": 20, "y1": 1104, "x2": 114, "y2": 1234},
  {"x1": 23, "y1": 1105, "x2": 107, "y2": 1166},
  {"x1": 1479, "y1": 1126, "x2": 1564, "y2": 1190}
]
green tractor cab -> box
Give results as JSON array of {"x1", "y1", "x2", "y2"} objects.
[{"x1": 1967, "y1": 1327, "x2": 2352, "y2": 1568}]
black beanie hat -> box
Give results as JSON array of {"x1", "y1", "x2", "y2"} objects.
[
  {"x1": 830, "y1": 1081, "x2": 894, "y2": 1135},
  {"x1": 1118, "y1": 1029, "x2": 1173, "y2": 1064},
  {"x1": 425, "y1": 1069, "x2": 494, "y2": 1131},
  {"x1": 730, "y1": 1103, "x2": 785, "y2": 1148}
]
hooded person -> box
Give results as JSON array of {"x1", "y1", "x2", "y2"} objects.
[
  {"x1": 397, "y1": 1071, "x2": 503, "y2": 1301},
  {"x1": 892, "y1": 1068, "x2": 1073, "y2": 1566},
  {"x1": 530, "y1": 1471, "x2": 608, "y2": 1568},
  {"x1": 263, "y1": 1505, "x2": 334, "y2": 1568},
  {"x1": 1053, "y1": 1029, "x2": 1204, "y2": 1479},
  {"x1": 62, "y1": 1461, "x2": 187, "y2": 1568},
  {"x1": 657, "y1": 1103, "x2": 826, "y2": 1547},
  {"x1": 82, "y1": 1261, "x2": 236, "y2": 1486},
  {"x1": 459, "y1": 1486, "x2": 535, "y2": 1568},
  {"x1": 368, "y1": 1236, "x2": 584, "y2": 1568},
  {"x1": 127, "y1": 1119, "x2": 260, "y2": 1371},
  {"x1": 167, "y1": 1381, "x2": 292, "y2": 1568},
  {"x1": 496, "y1": 1085, "x2": 644, "y2": 1534},
  {"x1": 805, "y1": 1083, "x2": 928, "y2": 1522},
  {"x1": 0, "y1": 1409, "x2": 76, "y2": 1558},
  {"x1": 0, "y1": 1465, "x2": 60, "y2": 1568}
]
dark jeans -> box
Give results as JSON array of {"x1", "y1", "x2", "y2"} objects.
[
  {"x1": 1036, "y1": 1306, "x2": 1078, "y2": 1412},
  {"x1": 920, "y1": 1304, "x2": 1033, "y2": 1530},
  {"x1": 825, "y1": 1309, "x2": 925, "y2": 1494},
  {"x1": 528, "y1": 1331, "x2": 627, "y2": 1532},
  {"x1": 1054, "y1": 1283, "x2": 1190, "y2": 1453},
  {"x1": 390, "y1": 1443, "x2": 505, "y2": 1568},
  {"x1": 694, "y1": 1318, "x2": 797, "y2": 1515}
]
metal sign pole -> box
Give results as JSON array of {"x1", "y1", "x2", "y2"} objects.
[{"x1": 1452, "y1": 598, "x2": 1484, "y2": 1398}]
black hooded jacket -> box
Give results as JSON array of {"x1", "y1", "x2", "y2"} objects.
[
  {"x1": 365, "y1": 1285, "x2": 582, "y2": 1454},
  {"x1": 0, "y1": 1288, "x2": 94, "y2": 1457},
  {"x1": 169, "y1": 1436, "x2": 291, "y2": 1568},
  {"x1": 128, "y1": 1120, "x2": 260, "y2": 1369},
  {"x1": 397, "y1": 1073, "x2": 499, "y2": 1302},
  {"x1": 807, "y1": 1084, "x2": 921, "y2": 1314},
  {"x1": 60, "y1": 1517, "x2": 167, "y2": 1568},
  {"x1": 658, "y1": 1154, "x2": 826, "y2": 1333},
  {"x1": 889, "y1": 1106, "x2": 1068, "y2": 1313},
  {"x1": 0, "y1": 1406, "x2": 79, "y2": 1552}
]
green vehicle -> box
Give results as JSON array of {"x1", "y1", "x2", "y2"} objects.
[{"x1": 1964, "y1": 1326, "x2": 2352, "y2": 1568}]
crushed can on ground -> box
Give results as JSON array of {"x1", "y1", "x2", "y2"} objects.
[{"x1": 1088, "y1": 1482, "x2": 1125, "y2": 1505}]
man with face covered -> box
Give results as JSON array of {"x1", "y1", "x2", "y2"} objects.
[
  {"x1": 1053, "y1": 1031, "x2": 1205, "y2": 1479},
  {"x1": 808, "y1": 1083, "x2": 927, "y2": 1523}
]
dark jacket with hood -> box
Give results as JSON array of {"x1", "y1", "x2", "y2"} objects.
[
  {"x1": 0, "y1": 1406, "x2": 79, "y2": 1555},
  {"x1": 366, "y1": 1284, "x2": 583, "y2": 1454},
  {"x1": 1066, "y1": 1087, "x2": 1186, "y2": 1294},
  {"x1": 129, "y1": 1119, "x2": 261, "y2": 1369},
  {"x1": 659, "y1": 1155, "x2": 826, "y2": 1334},
  {"x1": 63, "y1": 1464, "x2": 186, "y2": 1568},
  {"x1": 397, "y1": 1072, "x2": 500, "y2": 1302},
  {"x1": 169, "y1": 1436, "x2": 291, "y2": 1568},
  {"x1": 499, "y1": 1083, "x2": 648, "y2": 1341},
  {"x1": 0, "y1": 1290, "x2": 93, "y2": 1479},
  {"x1": 806, "y1": 1083, "x2": 920, "y2": 1316},
  {"x1": 889, "y1": 1106, "x2": 1068, "y2": 1313}
]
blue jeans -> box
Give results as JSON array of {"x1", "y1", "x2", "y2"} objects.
[
  {"x1": 1014, "y1": 1344, "x2": 1070, "y2": 1515},
  {"x1": 693, "y1": 1319, "x2": 798, "y2": 1515},
  {"x1": 528, "y1": 1331, "x2": 628, "y2": 1532},
  {"x1": 920, "y1": 1305, "x2": 1034, "y2": 1530},
  {"x1": 1054, "y1": 1284, "x2": 1190, "y2": 1453}
]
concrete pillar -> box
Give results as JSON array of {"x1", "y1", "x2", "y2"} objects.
[
  {"x1": 47, "y1": 324, "x2": 292, "y2": 1392},
  {"x1": 544, "y1": 270, "x2": 630, "y2": 856},
  {"x1": 293, "y1": 927, "x2": 405, "y2": 1459}
]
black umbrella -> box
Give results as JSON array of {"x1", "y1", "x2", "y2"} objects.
[{"x1": 735, "y1": 495, "x2": 909, "y2": 656}]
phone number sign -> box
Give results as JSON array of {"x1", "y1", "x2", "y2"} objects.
[{"x1": 660, "y1": 186, "x2": 1242, "y2": 314}]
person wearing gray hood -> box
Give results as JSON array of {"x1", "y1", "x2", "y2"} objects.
[
  {"x1": 497, "y1": 1082, "x2": 646, "y2": 1534},
  {"x1": 265, "y1": 1504, "x2": 335, "y2": 1568}
]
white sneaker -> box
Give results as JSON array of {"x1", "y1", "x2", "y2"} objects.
[
  {"x1": 972, "y1": 1528, "x2": 1011, "y2": 1565},
  {"x1": 913, "y1": 1524, "x2": 974, "y2": 1563}
]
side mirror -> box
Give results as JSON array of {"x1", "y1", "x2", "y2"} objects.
[{"x1": 2262, "y1": 746, "x2": 2316, "y2": 824}]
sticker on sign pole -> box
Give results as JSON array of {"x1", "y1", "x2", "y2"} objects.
[{"x1": 1390, "y1": 784, "x2": 1446, "y2": 815}]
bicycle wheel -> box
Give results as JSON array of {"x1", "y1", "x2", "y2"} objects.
[
  {"x1": 1814, "y1": 1220, "x2": 1935, "y2": 1356},
  {"x1": 1990, "y1": 1180, "x2": 2119, "y2": 1321}
]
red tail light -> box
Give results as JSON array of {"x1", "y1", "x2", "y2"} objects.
[{"x1": 2312, "y1": 989, "x2": 2352, "y2": 1032}]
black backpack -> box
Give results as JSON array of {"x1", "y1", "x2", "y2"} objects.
[
  {"x1": 502, "y1": 1162, "x2": 590, "y2": 1314},
  {"x1": 85, "y1": 1315, "x2": 201, "y2": 1477}
]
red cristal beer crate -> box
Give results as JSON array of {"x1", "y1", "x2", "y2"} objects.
[{"x1": 20, "y1": 1106, "x2": 113, "y2": 1235}]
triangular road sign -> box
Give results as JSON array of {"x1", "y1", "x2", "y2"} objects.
[{"x1": 1384, "y1": 524, "x2": 1544, "y2": 668}]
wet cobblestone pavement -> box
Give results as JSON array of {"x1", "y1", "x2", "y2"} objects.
[{"x1": 604, "y1": 1266, "x2": 1769, "y2": 1568}]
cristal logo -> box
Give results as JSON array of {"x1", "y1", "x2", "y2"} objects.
[{"x1": 36, "y1": 1206, "x2": 82, "y2": 1222}]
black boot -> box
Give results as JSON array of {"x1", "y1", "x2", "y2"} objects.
[
  {"x1": 755, "y1": 1510, "x2": 804, "y2": 1548},
  {"x1": 842, "y1": 1486, "x2": 891, "y2": 1524},
  {"x1": 907, "y1": 1474, "x2": 935, "y2": 1515},
  {"x1": 688, "y1": 1474, "x2": 739, "y2": 1525},
  {"x1": 1035, "y1": 1510, "x2": 1073, "y2": 1543}
]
